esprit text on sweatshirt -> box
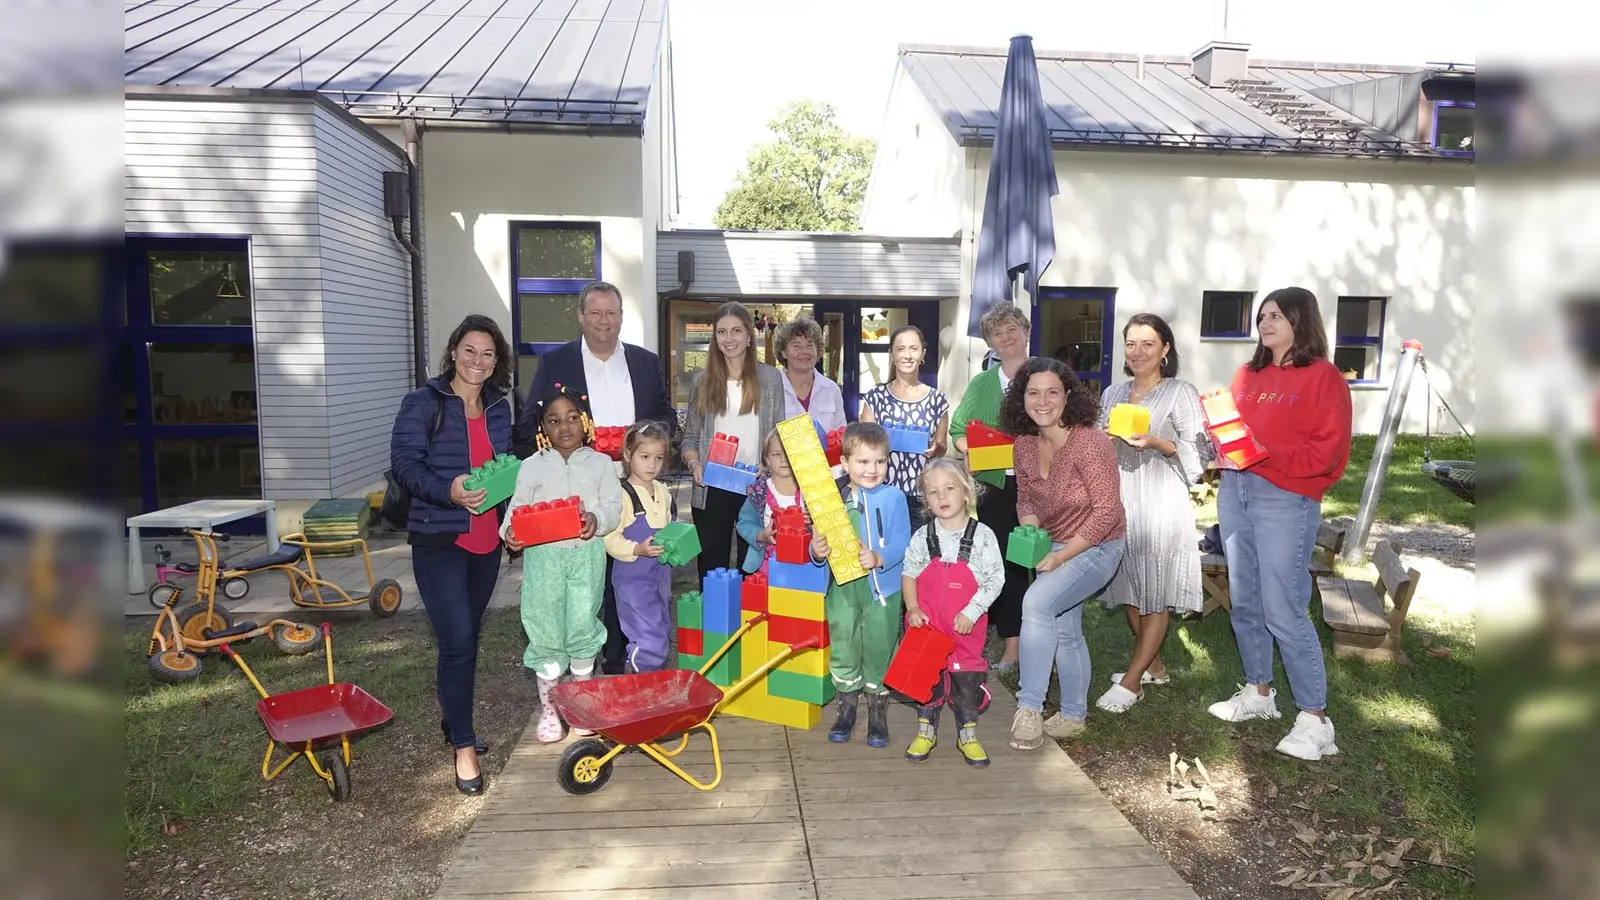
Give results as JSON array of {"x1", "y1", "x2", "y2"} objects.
[{"x1": 1230, "y1": 358, "x2": 1353, "y2": 501}]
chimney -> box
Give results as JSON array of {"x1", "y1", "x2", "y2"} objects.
[{"x1": 1191, "y1": 40, "x2": 1250, "y2": 87}]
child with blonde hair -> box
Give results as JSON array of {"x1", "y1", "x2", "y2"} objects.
[
  {"x1": 735, "y1": 428, "x2": 807, "y2": 573},
  {"x1": 603, "y1": 421, "x2": 676, "y2": 673},
  {"x1": 899, "y1": 458, "x2": 1004, "y2": 765}
]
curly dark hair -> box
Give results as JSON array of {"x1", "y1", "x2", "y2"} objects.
[
  {"x1": 439, "y1": 314, "x2": 513, "y2": 394},
  {"x1": 999, "y1": 357, "x2": 1100, "y2": 435}
]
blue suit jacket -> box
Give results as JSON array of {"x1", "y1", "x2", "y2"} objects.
[{"x1": 516, "y1": 340, "x2": 677, "y2": 452}]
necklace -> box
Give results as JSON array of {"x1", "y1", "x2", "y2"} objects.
[{"x1": 1129, "y1": 377, "x2": 1163, "y2": 405}]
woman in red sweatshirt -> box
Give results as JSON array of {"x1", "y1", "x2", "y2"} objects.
[{"x1": 1206, "y1": 287, "x2": 1352, "y2": 762}]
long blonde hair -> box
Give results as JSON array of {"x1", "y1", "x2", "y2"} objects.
[{"x1": 694, "y1": 301, "x2": 761, "y2": 417}]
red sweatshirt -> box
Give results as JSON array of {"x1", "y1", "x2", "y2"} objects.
[{"x1": 1230, "y1": 359, "x2": 1353, "y2": 501}]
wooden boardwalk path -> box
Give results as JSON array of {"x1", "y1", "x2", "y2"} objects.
[{"x1": 434, "y1": 685, "x2": 1199, "y2": 900}]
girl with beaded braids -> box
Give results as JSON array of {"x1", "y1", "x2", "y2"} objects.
[{"x1": 500, "y1": 383, "x2": 623, "y2": 743}]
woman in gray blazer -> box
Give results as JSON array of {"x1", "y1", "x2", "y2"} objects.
[{"x1": 680, "y1": 301, "x2": 787, "y2": 578}]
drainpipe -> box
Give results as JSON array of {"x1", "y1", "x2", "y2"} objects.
[
  {"x1": 1342, "y1": 339, "x2": 1423, "y2": 564},
  {"x1": 402, "y1": 118, "x2": 427, "y2": 386}
]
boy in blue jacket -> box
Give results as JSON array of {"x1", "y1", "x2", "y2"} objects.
[{"x1": 810, "y1": 422, "x2": 911, "y2": 748}]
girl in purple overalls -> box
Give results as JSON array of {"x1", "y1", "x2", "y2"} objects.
[
  {"x1": 602, "y1": 421, "x2": 676, "y2": 672},
  {"x1": 899, "y1": 459, "x2": 1004, "y2": 765}
]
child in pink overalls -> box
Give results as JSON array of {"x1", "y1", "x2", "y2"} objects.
[
  {"x1": 602, "y1": 421, "x2": 675, "y2": 673},
  {"x1": 899, "y1": 459, "x2": 1004, "y2": 766}
]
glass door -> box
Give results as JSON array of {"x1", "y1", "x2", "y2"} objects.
[
  {"x1": 813, "y1": 301, "x2": 941, "y2": 419},
  {"x1": 1034, "y1": 288, "x2": 1117, "y2": 397}
]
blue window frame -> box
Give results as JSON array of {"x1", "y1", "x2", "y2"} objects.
[
  {"x1": 1334, "y1": 295, "x2": 1387, "y2": 385},
  {"x1": 1199, "y1": 290, "x2": 1255, "y2": 339},
  {"x1": 1033, "y1": 287, "x2": 1117, "y2": 396},
  {"x1": 1432, "y1": 101, "x2": 1475, "y2": 156},
  {"x1": 509, "y1": 222, "x2": 601, "y2": 395}
]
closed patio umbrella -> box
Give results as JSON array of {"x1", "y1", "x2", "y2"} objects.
[{"x1": 968, "y1": 34, "x2": 1058, "y2": 337}]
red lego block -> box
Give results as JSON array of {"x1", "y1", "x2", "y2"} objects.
[
  {"x1": 708, "y1": 432, "x2": 739, "y2": 466},
  {"x1": 823, "y1": 426, "x2": 844, "y2": 467},
  {"x1": 593, "y1": 426, "x2": 626, "y2": 461},
  {"x1": 741, "y1": 570, "x2": 769, "y2": 614},
  {"x1": 964, "y1": 421, "x2": 1014, "y2": 449},
  {"x1": 773, "y1": 507, "x2": 811, "y2": 565},
  {"x1": 677, "y1": 627, "x2": 703, "y2": 657},
  {"x1": 884, "y1": 625, "x2": 956, "y2": 703},
  {"x1": 1200, "y1": 390, "x2": 1269, "y2": 470},
  {"x1": 509, "y1": 496, "x2": 583, "y2": 546},
  {"x1": 767, "y1": 613, "x2": 829, "y2": 648}
]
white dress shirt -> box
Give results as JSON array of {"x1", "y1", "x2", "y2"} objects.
[
  {"x1": 781, "y1": 370, "x2": 847, "y2": 432},
  {"x1": 581, "y1": 339, "x2": 635, "y2": 428}
]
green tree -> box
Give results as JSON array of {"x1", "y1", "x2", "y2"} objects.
[{"x1": 714, "y1": 101, "x2": 876, "y2": 232}]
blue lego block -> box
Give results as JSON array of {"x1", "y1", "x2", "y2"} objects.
[
  {"x1": 886, "y1": 424, "x2": 931, "y2": 455},
  {"x1": 703, "y1": 460, "x2": 759, "y2": 495},
  {"x1": 702, "y1": 568, "x2": 744, "y2": 633},
  {"x1": 768, "y1": 558, "x2": 830, "y2": 594}
]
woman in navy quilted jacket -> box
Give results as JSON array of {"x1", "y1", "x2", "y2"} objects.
[{"x1": 389, "y1": 314, "x2": 515, "y2": 796}]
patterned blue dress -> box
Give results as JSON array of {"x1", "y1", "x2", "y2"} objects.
[{"x1": 863, "y1": 382, "x2": 950, "y2": 497}]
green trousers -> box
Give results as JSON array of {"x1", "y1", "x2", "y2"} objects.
[
  {"x1": 520, "y1": 539, "x2": 607, "y2": 678},
  {"x1": 825, "y1": 576, "x2": 903, "y2": 695}
]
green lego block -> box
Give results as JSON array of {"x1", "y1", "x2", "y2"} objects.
[
  {"x1": 677, "y1": 651, "x2": 708, "y2": 673},
  {"x1": 463, "y1": 453, "x2": 521, "y2": 514},
  {"x1": 655, "y1": 521, "x2": 702, "y2": 567},
  {"x1": 676, "y1": 591, "x2": 703, "y2": 630},
  {"x1": 1006, "y1": 525, "x2": 1053, "y2": 569},
  {"x1": 768, "y1": 669, "x2": 835, "y2": 706},
  {"x1": 702, "y1": 632, "x2": 740, "y2": 686}
]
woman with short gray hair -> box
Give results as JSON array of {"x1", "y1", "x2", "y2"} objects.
[{"x1": 774, "y1": 316, "x2": 847, "y2": 431}]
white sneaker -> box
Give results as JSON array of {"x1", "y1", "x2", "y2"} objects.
[
  {"x1": 1276, "y1": 711, "x2": 1339, "y2": 761},
  {"x1": 1206, "y1": 684, "x2": 1282, "y2": 722}
]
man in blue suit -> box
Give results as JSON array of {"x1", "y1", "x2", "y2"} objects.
[{"x1": 517, "y1": 281, "x2": 677, "y2": 673}]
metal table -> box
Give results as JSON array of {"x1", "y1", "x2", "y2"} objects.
[{"x1": 126, "y1": 499, "x2": 277, "y2": 594}]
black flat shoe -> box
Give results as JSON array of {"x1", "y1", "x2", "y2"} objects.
[
  {"x1": 441, "y1": 718, "x2": 488, "y2": 754},
  {"x1": 454, "y1": 770, "x2": 485, "y2": 795}
]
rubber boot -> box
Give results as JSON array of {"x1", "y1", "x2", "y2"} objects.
[
  {"x1": 828, "y1": 691, "x2": 860, "y2": 743},
  {"x1": 904, "y1": 703, "x2": 940, "y2": 761},
  {"x1": 866, "y1": 692, "x2": 891, "y2": 748},
  {"x1": 567, "y1": 664, "x2": 596, "y2": 737},
  {"x1": 535, "y1": 675, "x2": 566, "y2": 744},
  {"x1": 951, "y1": 671, "x2": 990, "y2": 767}
]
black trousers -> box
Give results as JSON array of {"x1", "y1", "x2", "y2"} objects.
[
  {"x1": 977, "y1": 473, "x2": 1030, "y2": 640},
  {"x1": 695, "y1": 488, "x2": 750, "y2": 580}
]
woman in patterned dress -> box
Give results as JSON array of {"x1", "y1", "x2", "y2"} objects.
[
  {"x1": 859, "y1": 325, "x2": 949, "y2": 528},
  {"x1": 1094, "y1": 313, "x2": 1212, "y2": 714}
]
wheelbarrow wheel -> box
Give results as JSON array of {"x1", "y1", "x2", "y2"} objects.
[
  {"x1": 368, "y1": 578, "x2": 403, "y2": 618},
  {"x1": 272, "y1": 622, "x2": 322, "y2": 655},
  {"x1": 222, "y1": 577, "x2": 251, "y2": 600},
  {"x1": 557, "y1": 738, "x2": 614, "y2": 795},
  {"x1": 322, "y1": 752, "x2": 352, "y2": 802},
  {"x1": 148, "y1": 649, "x2": 203, "y2": 684}
]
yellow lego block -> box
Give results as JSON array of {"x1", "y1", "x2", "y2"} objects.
[
  {"x1": 1107, "y1": 403, "x2": 1151, "y2": 439},
  {"x1": 777, "y1": 641, "x2": 829, "y2": 677},
  {"x1": 722, "y1": 685, "x2": 822, "y2": 729},
  {"x1": 740, "y1": 612, "x2": 769, "y2": 679},
  {"x1": 777, "y1": 414, "x2": 867, "y2": 584},
  {"x1": 768, "y1": 587, "x2": 826, "y2": 620},
  {"x1": 967, "y1": 443, "x2": 1014, "y2": 471}
]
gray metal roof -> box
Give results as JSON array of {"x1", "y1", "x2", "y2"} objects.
[
  {"x1": 124, "y1": 0, "x2": 664, "y2": 128},
  {"x1": 899, "y1": 43, "x2": 1466, "y2": 159}
]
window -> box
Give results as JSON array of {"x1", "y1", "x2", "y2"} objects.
[
  {"x1": 510, "y1": 223, "x2": 600, "y2": 392},
  {"x1": 1200, "y1": 291, "x2": 1254, "y2": 338},
  {"x1": 1433, "y1": 101, "x2": 1474, "y2": 156},
  {"x1": 1334, "y1": 296, "x2": 1386, "y2": 384}
]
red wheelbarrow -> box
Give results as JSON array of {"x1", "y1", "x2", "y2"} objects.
[
  {"x1": 548, "y1": 612, "x2": 818, "y2": 795},
  {"x1": 219, "y1": 623, "x2": 393, "y2": 801}
]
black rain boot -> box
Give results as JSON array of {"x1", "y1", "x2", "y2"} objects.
[
  {"x1": 828, "y1": 691, "x2": 860, "y2": 743},
  {"x1": 951, "y1": 672, "x2": 990, "y2": 767},
  {"x1": 866, "y1": 693, "x2": 891, "y2": 748}
]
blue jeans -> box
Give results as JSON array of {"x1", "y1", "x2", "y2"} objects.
[
  {"x1": 1017, "y1": 539, "x2": 1125, "y2": 717},
  {"x1": 412, "y1": 542, "x2": 502, "y2": 750},
  {"x1": 1218, "y1": 470, "x2": 1328, "y2": 711}
]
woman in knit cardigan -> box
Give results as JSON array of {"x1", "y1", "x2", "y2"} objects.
[{"x1": 949, "y1": 301, "x2": 1034, "y2": 672}]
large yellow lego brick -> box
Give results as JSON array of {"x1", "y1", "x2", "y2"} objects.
[
  {"x1": 721, "y1": 686, "x2": 822, "y2": 729},
  {"x1": 768, "y1": 586, "x2": 826, "y2": 620},
  {"x1": 777, "y1": 414, "x2": 866, "y2": 584},
  {"x1": 740, "y1": 612, "x2": 769, "y2": 679},
  {"x1": 1106, "y1": 403, "x2": 1151, "y2": 439},
  {"x1": 776, "y1": 641, "x2": 829, "y2": 677},
  {"x1": 968, "y1": 443, "x2": 1014, "y2": 471}
]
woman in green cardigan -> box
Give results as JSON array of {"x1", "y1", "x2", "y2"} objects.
[{"x1": 950, "y1": 301, "x2": 1034, "y2": 672}]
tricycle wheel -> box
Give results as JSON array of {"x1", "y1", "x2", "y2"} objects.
[
  {"x1": 177, "y1": 604, "x2": 232, "y2": 654},
  {"x1": 272, "y1": 622, "x2": 322, "y2": 655},
  {"x1": 322, "y1": 752, "x2": 352, "y2": 801},
  {"x1": 222, "y1": 576, "x2": 251, "y2": 600},
  {"x1": 147, "y1": 582, "x2": 178, "y2": 609},
  {"x1": 557, "y1": 738, "x2": 613, "y2": 795},
  {"x1": 148, "y1": 649, "x2": 202, "y2": 684},
  {"x1": 368, "y1": 578, "x2": 403, "y2": 618}
]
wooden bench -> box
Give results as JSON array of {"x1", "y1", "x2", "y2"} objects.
[
  {"x1": 1316, "y1": 540, "x2": 1420, "y2": 666},
  {"x1": 1199, "y1": 520, "x2": 1347, "y2": 616}
]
